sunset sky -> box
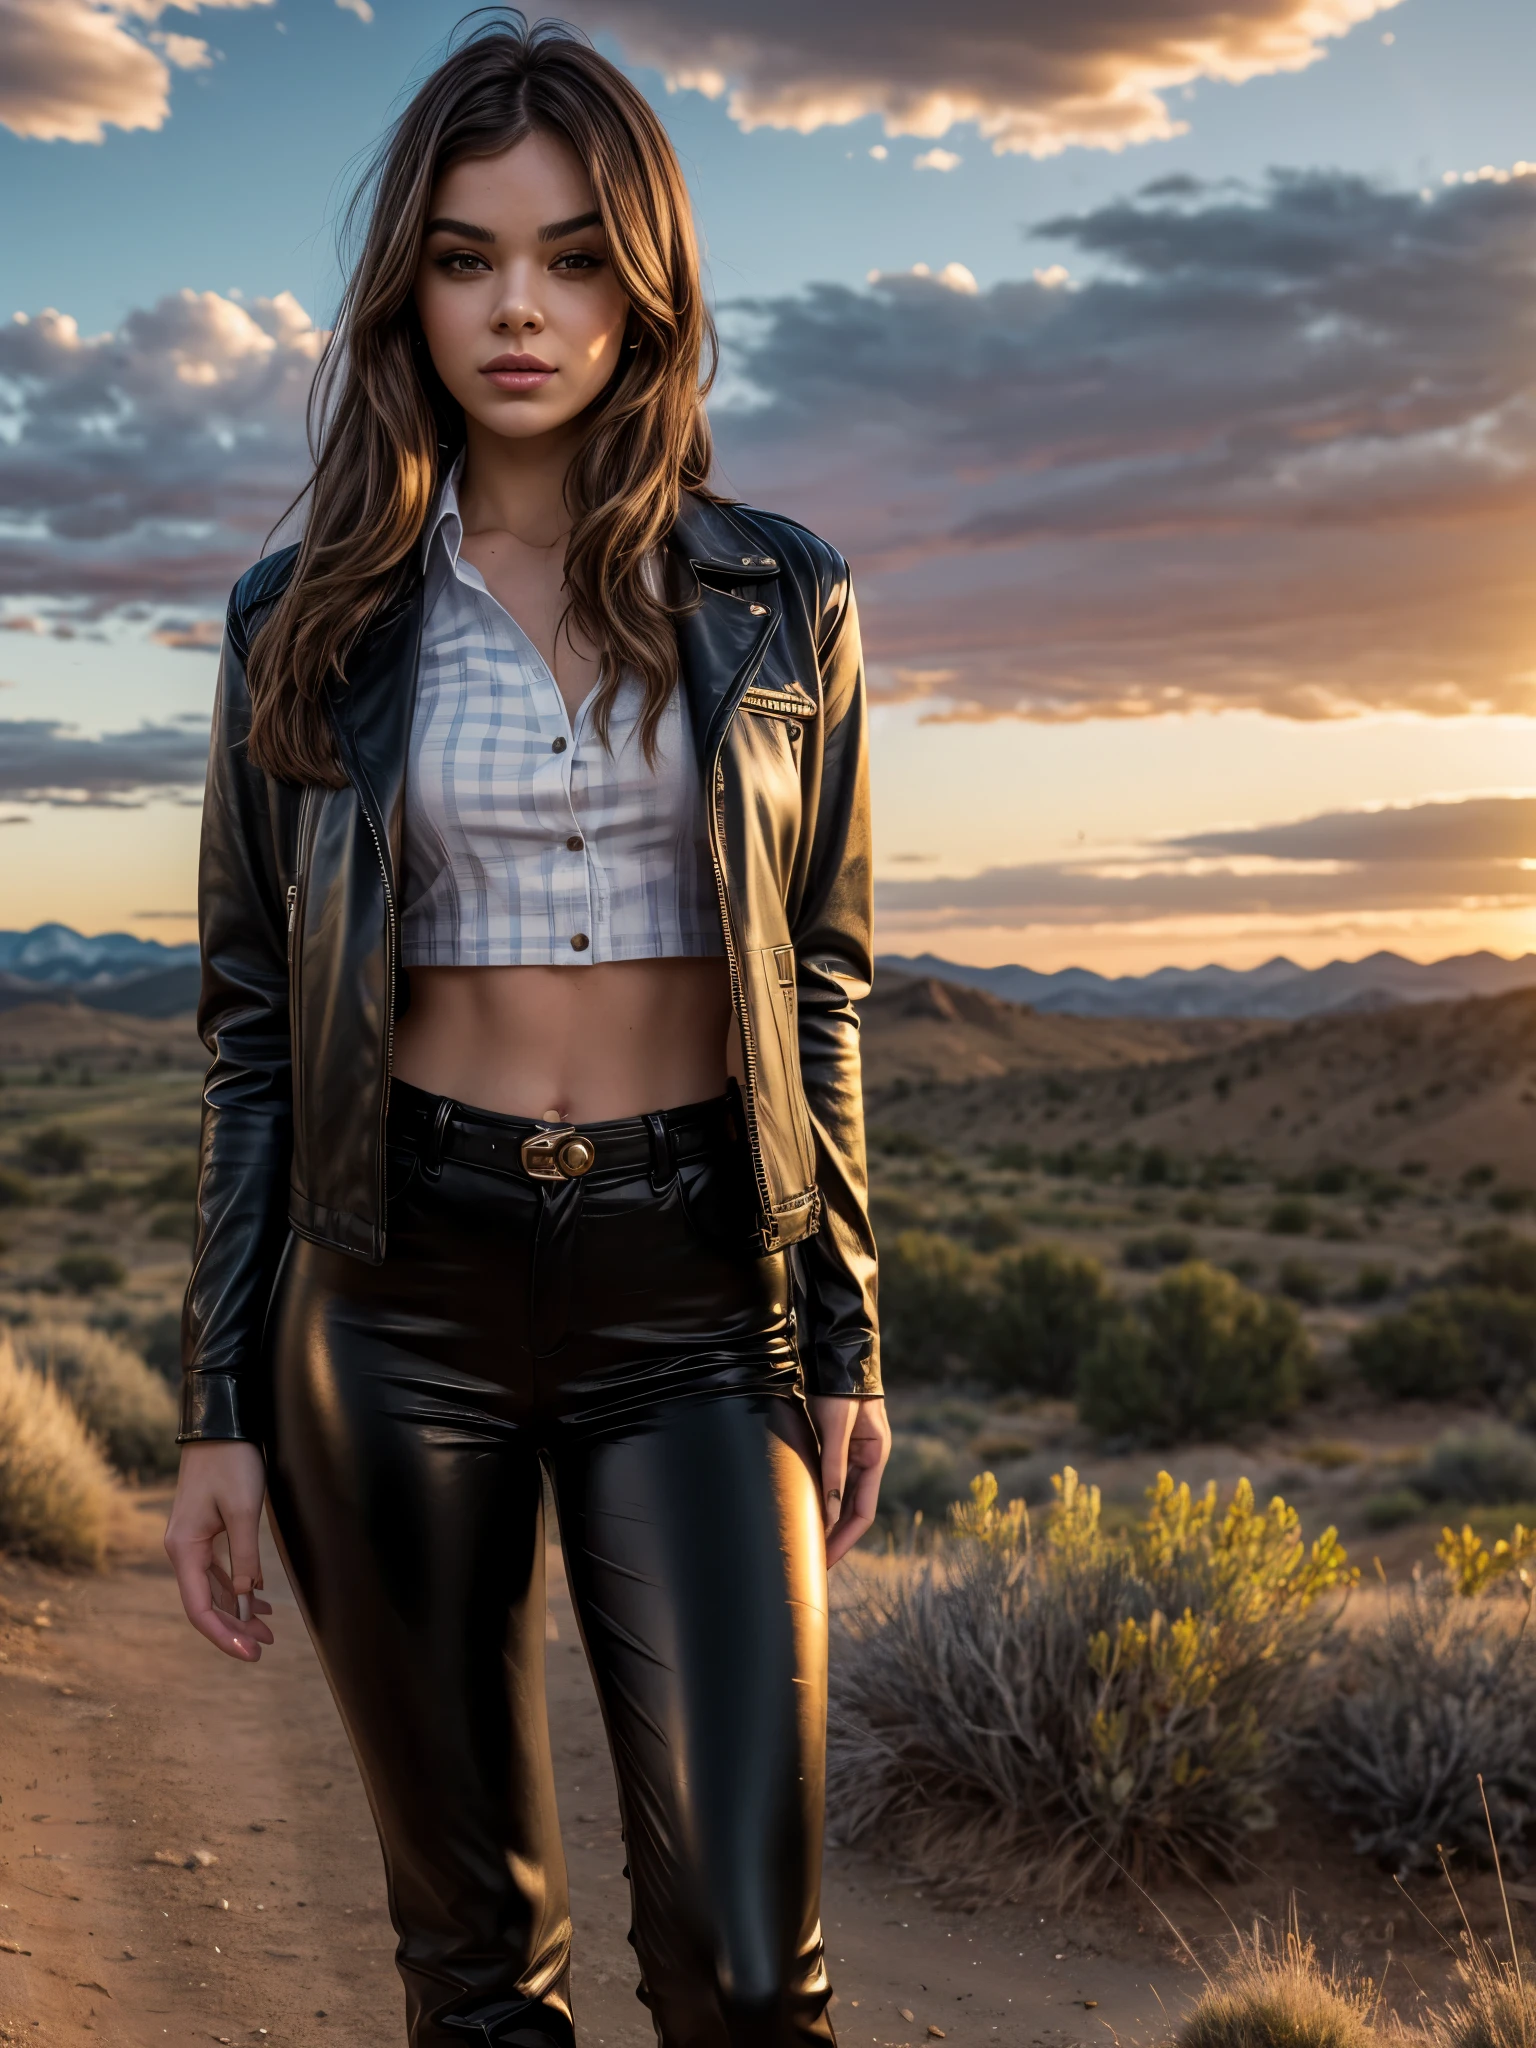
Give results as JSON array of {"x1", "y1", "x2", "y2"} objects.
[{"x1": 3, "y1": 0, "x2": 1535, "y2": 972}]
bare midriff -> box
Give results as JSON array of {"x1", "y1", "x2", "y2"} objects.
[{"x1": 390, "y1": 957, "x2": 737, "y2": 1122}]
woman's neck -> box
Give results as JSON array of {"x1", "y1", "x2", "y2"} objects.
[{"x1": 457, "y1": 416, "x2": 584, "y2": 550}]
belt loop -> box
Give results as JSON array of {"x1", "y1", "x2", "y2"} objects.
[
  {"x1": 421, "y1": 1095, "x2": 454, "y2": 1180},
  {"x1": 644, "y1": 1111, "x2": 676, "y2": 1193}
]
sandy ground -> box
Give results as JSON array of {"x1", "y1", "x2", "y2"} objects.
[{"x1": 0, "y1": 1489, "x2": 1183, "y2": 2048}]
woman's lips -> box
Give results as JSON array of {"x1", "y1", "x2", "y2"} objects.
[{"x1": 481, "y1": 354, "x2": 555, "y2": 392}]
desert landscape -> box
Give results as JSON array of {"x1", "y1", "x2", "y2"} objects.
[{"x1": 4, "y1": 971, "x2": 1536, "y2": 2046}]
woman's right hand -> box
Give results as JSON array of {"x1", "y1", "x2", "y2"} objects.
[{"x1": 164, "y1": 1440, "x2": 275, "y2": 1662}]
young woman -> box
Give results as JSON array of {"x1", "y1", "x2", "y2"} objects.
[{"x1": 162, "y1": 16, "x2": 886, "y2": 2048}]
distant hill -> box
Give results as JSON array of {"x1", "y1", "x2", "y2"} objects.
[
  {"x1": 877, "y1": 947, "x2": 1536, "y2": 1020},
  {"x1": 866, "y1": 983, "x2": 1536, "y2": 1182},
  {"x1": 857, "y1": 972, "x2": 1269, "y2": 1087}
]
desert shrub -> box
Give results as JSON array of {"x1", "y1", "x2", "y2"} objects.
[
  {"x1": 1362, "y1": 1487, "x2": 1428, "y2": 1530},
  {"x1": 961, "y1": 1204, "x2": 1021, "y2": 1252},
  {"x1": 137, "y1": 1309, "x2": 182, "y2": 1378},
  {"x1": 978, "y1": 1245, "x2": 1113, "y2": 1395},
  {"x1": 1079, "y1": 1263, "x2": 1311, "y2": 1445},
  {"x1": 879, "y1": 1434, "x2": 965, "y2": 1523},
  {"x1": 1491, "y1": 1189, "x2": 1536, "y2": 1217},
  {"x1": 0, "y1": 1330, "x2": 115, "y2": 1567},
  {"x1": 1411, "y1": 1424, "x2": 1536, "y2": 1506},
  {"x1": 141, "y1": 1156, "x2": 199, "y2": 1204},
  {"x1": 1434, "y1": 1521, "x2": 1536, "y2": 1598},
  {"x1": 1352, "y1": 1290, "x2": 1536, "y2": 1403},
  {"x1": 1278, "y1": 1258, "x2": 1327, "y2": 1306},
  {"x1": 10, "y1": 1322, "x2": 177, "y2": 1476},
  {"x1": 1122, "y1": 1227, "x2": 1197, "y2": 1271},
  {"x1": 1179, "y1": 1929, "x2": 1380, "y2": 2048},
  {"x1": 1268, "y1": 1197, "x2": 1315, "y2": 1236},
  {"x1": 0, "y1": 1168, "x2": 34, "y2": 1208},
  {"x1": 18, "y1": 1123, "x2": 92, "y2": 1175},
  {"x1": 149, "y1": 1206, "x2": 195, "y2": 1243},
  {"x1": 1456, "y1": 1229, "x2": 1536, "y2": 1297},
  {"x1": 1353, "y1": 1263, "x2": 1395, "y2": 1303},
  {"x1": 878, "y1": 1231, "x2": 985, "y2": 1378},
  {"x1": 64, "y1": 1178, "x2": 122, "y2": 1213},
  {"x1": 1305, "y1": 1575, "x2": 1536, "y2": 1872},
  {"x1": 828, "y1": 1467, "x2": 1353, "y2": 1895},
  {"x1": 53, "y1": 1250, "x2": 127, "y2": 1294}
]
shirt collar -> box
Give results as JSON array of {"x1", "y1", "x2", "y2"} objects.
[{"x1": 421, "y1": 450, "x2": 467, "y2": 575}]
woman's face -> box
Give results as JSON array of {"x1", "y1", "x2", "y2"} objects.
[{"x1": 414, "y1": 129, "x2": 631, "y2": 446}]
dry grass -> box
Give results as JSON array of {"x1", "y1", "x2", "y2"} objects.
[
  {"x1": 10, "y1": 1319, "x2": 178, "y2": 1476},
  {"x1": 1180, "y1": 1929, "x2": 1381, "y2": 2048},
  {"x1": 0, "y1": 1329, "x2": 116, "y2": 1567}
]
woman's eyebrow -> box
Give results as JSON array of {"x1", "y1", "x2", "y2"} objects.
[
  {"x1": 537, "y1": 209, "x2": 602, "y2": 242},
  {"x1": 424, "y1": 216, "x2": 494, "y2": 243}
]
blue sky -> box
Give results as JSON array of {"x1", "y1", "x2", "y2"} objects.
[{"x1": 4, "y1": 0, "x2": 1536, "y2": 969}]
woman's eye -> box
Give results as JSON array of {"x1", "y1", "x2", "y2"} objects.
[
  {"x1": 551, "y1": 251, "x2": 602, "y2": 272},
  {"x1": 437, "y1": 251, "x2": 489, "y2": 275}
]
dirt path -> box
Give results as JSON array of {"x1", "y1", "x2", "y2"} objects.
[{"x1": 0, "y1": 1489, "x2": 1187, "y2": 2048}]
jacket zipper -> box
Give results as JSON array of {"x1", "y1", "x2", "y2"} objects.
[
  {"x1": 709, "y1": 753, "x2": 774, "y2": 1243},
  {"x1": 357, "y1": 795, "x2": 397, "y2": 1233}
]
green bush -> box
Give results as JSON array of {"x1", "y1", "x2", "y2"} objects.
[
  {"x1": 1079, "y1": 1263, "x2": 1311, "y2": 1445},
  {"x1": 1353, "y1": 1262, "x2": 1395, "y2": 1303},
  {"x1": 1456, "y1": 1228, "x2": 1536, "y2": 1296},
  {"x1": 137, "y1": 1309, "x2": 182, "y2": 1378},
  {"x1": 18, "y1": 1123, "x2": 92, "y2": 1175},
  {"x1": 878, "y1": 1230, "x2": 984, "y2": 1379},
  {"x1": 1351, "y1": 1288, "x2": 1536, "y2": 1402},
  {"x1": 53, "y1": 1250, "x2": 127, "y2": 1294},
  {"x1": 1122, "y1": 1227, "x2": 1197, "y2": 1271},
  {"x1": 140, "y1": 1156, "x2": 199, "y2": 1204},
  {"x1": 1411, "y1": 1423, "x2": 1536, "y2": 1506},
  {"x1": 978, "y1": 1245, "x2": 1113, "y2": 1395},
  {"x1": 1277, "y1": 1257, "x2": 1327, "y2": 1306},
  {"x1": 1362, "y1": 1486, "x2": 1427, "y2": 1530},
  {"x1": 64, "y1": 1177, "x2": 122, "y2": 1214},
  {"x1": 12, "y1": 1321, "x2": 178, "y2": 1476},
  {"x1": 1267, "y1": 1197, "x2": 1314, "y2": 1236},
  {"x1": 878, "y1": 1434, "x2": 965, "y2": 1522},
  {"x1": 0, "y1": 1168, "x2": 34, "y2": 1209},
  {"x1": 829, "y1": 1468, "x2": 1353, "y2": 1894}
]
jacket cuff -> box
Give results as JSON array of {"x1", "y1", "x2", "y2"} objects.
[
  {"x1": 805, "y1": 1346, "x2": 882, "y2": 1399},
  {"x1": 177, "y1": 1371, "x2": 258, "y2": 1444}
]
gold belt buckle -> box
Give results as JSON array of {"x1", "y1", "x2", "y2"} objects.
[{"x1": 519, "y1": 1125, "x2": 597, "y2": 1182}]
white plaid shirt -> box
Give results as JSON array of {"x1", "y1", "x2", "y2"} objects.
[{"x1": 400, "y1": 460, "x2": 724, "y2": 968}]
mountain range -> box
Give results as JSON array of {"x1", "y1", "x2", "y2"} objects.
[
  {"x1": 8, "y1": 926, "x2": 1536, "y2": 1025},
  {"x1": 0, "y1": 924, "x2": 201, "y2": 1020},
  {"x1": 875, "y1": 948, "x2": 1536, "y2": 1020}
]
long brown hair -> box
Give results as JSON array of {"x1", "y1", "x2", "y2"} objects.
[{"x1": 247, "y1": 11, "x2": 717, "y2": 783}]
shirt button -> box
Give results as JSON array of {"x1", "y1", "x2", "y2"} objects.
[
  {"x1": 551, "y1": 736, "x2": 567, "y2": 754},
  {"x1": 571, "y1": 932, "x2": 590, "y2": 952},
  {"x1": 566, "y1": 835, "x2": 584, "y2": 852}
]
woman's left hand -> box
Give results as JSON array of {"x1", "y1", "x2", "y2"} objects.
[{"x1": 806, "y1": 1395, "x2": 891, "y2": 1566}]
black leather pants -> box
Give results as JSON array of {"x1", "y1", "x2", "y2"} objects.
[{"x1": 264, "y1": 1082, "x2": 836, "y2": 2048}]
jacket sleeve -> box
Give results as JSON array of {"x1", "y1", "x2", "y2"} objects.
[
  {"x1": 178, "y1": 599, "x2": 294, "y2": 1445},
  {"x1": 793, "y1": 565, "x2": 881, "y2": 1399}
]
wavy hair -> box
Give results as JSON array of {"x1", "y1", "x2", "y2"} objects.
[{"x1": 246, "y1": 11, "x2": 717, "y2": 782}]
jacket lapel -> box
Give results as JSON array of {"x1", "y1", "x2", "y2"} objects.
[
  {"x1": 326, "y1": 585, "x2": 425, "y2": 882},
  {"x1": 669, "y1": 496, "x2": 781, "y2": 768}
]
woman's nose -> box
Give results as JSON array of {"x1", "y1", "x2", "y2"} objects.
[{"x1": 492, "y1": 269, "x2": 544, "y2": 334}]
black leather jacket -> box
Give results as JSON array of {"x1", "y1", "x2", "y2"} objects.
[{"x1": 180, "y1": 495, "x2": 879, "y2": 1442}]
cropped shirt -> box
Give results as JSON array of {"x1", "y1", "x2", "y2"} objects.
[{"x1": 400, "y1": 460, "x2": 724, "y2": 968}]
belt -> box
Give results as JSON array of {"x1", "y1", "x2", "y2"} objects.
[{"x1": 387, "y1": 1080, "x2": 739, "y2": 1185}]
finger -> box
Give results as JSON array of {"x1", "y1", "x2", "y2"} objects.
[
  {"x1": 826, "y1": 1453, "x2": 885, "y2": 1567},
  {"x1": 166, "y1": 1536, "x2": 267, "y2": 1661},
  {"x1": 223, "y1": 1502, "x2": 264, "y2": 1599}
]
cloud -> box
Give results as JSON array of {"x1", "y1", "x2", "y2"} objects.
[
  {"x1": 913, "y1": 148, "x2": 961, "y2": 172},
  {"x1": 0, "y1": 717, "x2": 209, "y2": 804},
  {"x1": 716, "y1": 167, "x2": 1536, "y2": 723},
  {"x1": 334, "y1": 0, "x2": 372, "y2": 18},
  {"x1": 0, "y1": 288, "x2": 322, "y2": 616},
  {"x1": 875, "y1": 796, "x2": 1536, "y2": 928},
  {"x1": 576, "y1": 0, "x2": 1401, "y2": 156},
  {"x1": 0, "y1": 0, "x2": 272, "y2": 143}
]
